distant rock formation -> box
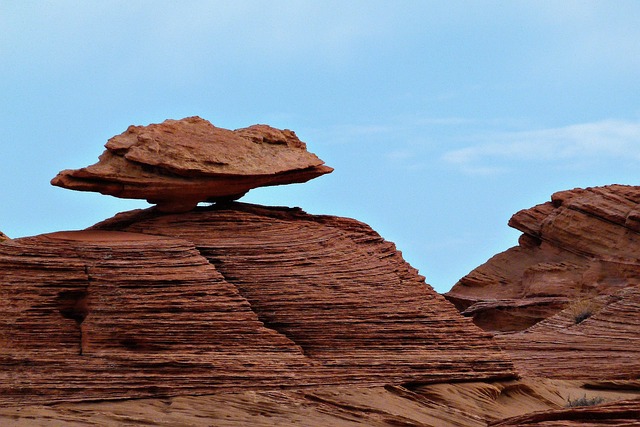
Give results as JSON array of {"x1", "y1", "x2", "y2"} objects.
[
  {"x1": 51, "y1": 117, "x2": 333, "y2": 212},
  {"x1": 446, "y1": 185, "x2": 640, "y2": 333},
  {"x1": 0, "y1": 203, "x2": 516, "y2": 404}
]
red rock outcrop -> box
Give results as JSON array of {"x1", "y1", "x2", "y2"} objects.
[
  {"x1": 0, "y1": 203, "x2": 516, "y2": 405},
  {"x1": 0, "y1": 230, "x2": 8, "y2": 241},
  {"x1": 51, "y1": 117, "x2": 333, "y2": 212},
  {"x1": 446, "y1": 185, "x2": 640, "y2": 333}
]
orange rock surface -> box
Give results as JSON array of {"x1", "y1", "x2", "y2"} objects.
[
  {"x1": 1, "y1": 379, "x2": 638, "y2": 426},
  {"x1": 446, "y1": 185, "x2": 640, "y2": 333},
  {"x1": 492, "y1": 398, "x2": 640, "y2": 426},
  {"x1": 51, "y1": 117, "x2": 333, "y2": 212}
]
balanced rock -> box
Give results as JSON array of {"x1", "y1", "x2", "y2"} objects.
[
  {"x1": 51, "y1": 117, "x2": 333, "y2": 212},
  {"x1": 446, "y1": 185, "x2": 640, "y2": 332}
]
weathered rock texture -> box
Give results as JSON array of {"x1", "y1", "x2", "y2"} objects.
[
  {"x1": 51, "y1": 117, "x2": 333, "y2": 212},
  {"x1": 492, "y1": 398, "x2": 640, "y2": 426},
  {"x1": 496, "y1": 285, "x2": 640, "y2": 380},
  {"x1": 0, "y1": 230, "x2": 8, "y2": 241},
  {"x1": 0, "y1": 203, "x2": 516, "y2": 404},
  {"x1": 0, "y1": 230, "x2": 314, "y2": 403},
  {"x1": 446, "y1": 185, "x2": 640, "y2": 333}
]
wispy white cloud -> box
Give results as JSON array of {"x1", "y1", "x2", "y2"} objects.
[{"x1": 443, "y1": 119, "x2": 640, "y2": 175}]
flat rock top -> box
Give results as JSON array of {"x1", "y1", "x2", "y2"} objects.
[
  {"x1": 43, "y1": 230, "x2": 162, "y2": 242},
  {"x1": 105, "y1": 117, "x2": 323, "y2": 176},
  {"x1": 51, "y1": 117, "x2": 333, "y2": 212}
]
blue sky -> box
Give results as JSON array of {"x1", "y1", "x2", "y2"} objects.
[{"x1": 2, "y1": 1, "x2": 639, "y2": 292}]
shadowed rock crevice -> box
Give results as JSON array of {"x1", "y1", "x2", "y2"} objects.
[{"x1": 56, "y1": 280, "x2": 90, "y2": 356}]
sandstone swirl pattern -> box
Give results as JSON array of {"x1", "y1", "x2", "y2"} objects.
[
  {"x1": 91, "y1": 203, "x2": 517, "y2": 385},
  {"x1": 0, "y1": 203, "x2": 516, "y2": 404}
]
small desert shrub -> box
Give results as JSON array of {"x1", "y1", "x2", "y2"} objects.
[
  {"x1": 566, "y1": 394, "x2": 605, "y2": 407},
  {"x1": 567, "y1": 298, "x2": 602, "y2": 325}
]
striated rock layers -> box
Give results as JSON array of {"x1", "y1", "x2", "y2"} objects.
[
  {"x1": 0, "y1": 202, "x2": 516, "y2": 404},
  {"x1": 0, "y1": 230, "x2": 8, "y2": 241},
  {"x1": 446, "y1": 185, "x2": 640, "y2": 333},
  {"x1": 495, "y1": 284, "x2": 640, "y2": 380},
  {"x1": 51, "y1": 117, "x2": 333, "y2": 212}
]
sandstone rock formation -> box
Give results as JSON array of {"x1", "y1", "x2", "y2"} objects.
[
  {"x1": 0, "y1": 230, "x2": 8, "y2": 241},
  {"x1": 0, "y1": 229, "x2": 314, "y2": 403},
  {"x1": 51, "y1": 117, "x2": 333, "y2": 212},
  {"x1": 445, "y1": 185, "x2": 640, "y2": 333},
  {"x1": 8, "y1": 117, "x2": 640, "y2": 425},
  {"x1": 0, "y1": 203, "x2": 516, "y2": 405}
]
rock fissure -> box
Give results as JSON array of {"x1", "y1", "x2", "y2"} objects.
[{"x1": 194, "y1": 247, "x2": 310, "y2": 358}]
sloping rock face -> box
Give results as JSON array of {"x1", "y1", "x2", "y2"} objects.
[
  {"x1": 0, "y1": 203, "x2": 516, "y2": 405},
  {"x1": 51, "y1": 117, "x2": 333, "y2": 212},
  {"x1": 90, "y1": 203, "x2": 516, "y2": 384},
  {"x1": 492, "y1": 398, "x2": 640, "y2": 426},
  {"x1": 0, "y1": 230, "x2": 8, "y2": 241},
  {"x1": 3, "y1": 379, "x2": 638, "y2": 426},
  {"x1": 496, "y1": 285, "x2": 640, "y2": 380},
  {"x1": 446, "y1": 185, "x2": 640, "y2": 333}
]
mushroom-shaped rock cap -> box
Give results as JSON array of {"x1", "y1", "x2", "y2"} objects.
[{"x1": 52, "y1": 117, "x2": 333, "y2": 212}]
